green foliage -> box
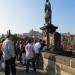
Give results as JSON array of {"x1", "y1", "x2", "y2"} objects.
[
  {"x1": 12, "y1": 34, "x2": 21, "y2": 41},
  {"x1": 12, "y1": 34, "x2": 33, "y2": 41},
  {"x1": 71, "y1": 40, "x2": 75, "y2": 45}
]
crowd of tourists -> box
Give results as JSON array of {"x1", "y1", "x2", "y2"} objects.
[{"x1": 0, "y1": 32, "x2": 46, "y2": 75}]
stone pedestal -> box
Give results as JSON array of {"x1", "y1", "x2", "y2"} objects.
[{"x1": 40, "y1": 24, "x2": 58, "y2": 50}]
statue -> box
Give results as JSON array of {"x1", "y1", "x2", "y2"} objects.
[
  {"x1": 6, "y1": 29, "x2": 11, "y2": 37},
  {"x1": 45, "y1": 0, "x2": 52, "y2": 25}
]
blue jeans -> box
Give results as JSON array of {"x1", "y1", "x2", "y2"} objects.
[{"x1": 26, "y1": 58, "x2": 36, "y2": 72}]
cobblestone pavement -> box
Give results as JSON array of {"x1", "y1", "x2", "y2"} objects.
[{"x1": 0, "y1": 63, "x2": 47, "y2": 75}]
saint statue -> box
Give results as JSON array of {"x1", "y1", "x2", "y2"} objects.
[{"x1": 45, "y1": 0, "x2": 52, "y2": 25}]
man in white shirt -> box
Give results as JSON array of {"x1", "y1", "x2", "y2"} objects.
[
  {"x1": 25, "y1": 39, "x2": 36, "y2": 72},
  {"x1": 34, "y1": 39, "x2": 42, "y2": 66},
  {"x1": 2, "y1": 33, "x2": 16, "y2": 75}
]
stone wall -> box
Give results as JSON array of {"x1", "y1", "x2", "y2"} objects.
[{"x1": 42, "y1": 52, "x2": 75, "y2": 75}]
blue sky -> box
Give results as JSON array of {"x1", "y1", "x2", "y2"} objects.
[{"x1": 0, "y1": 0, "x2": 75, "y2": 34}]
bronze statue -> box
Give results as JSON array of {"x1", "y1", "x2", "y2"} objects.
[{"x1": 45, "y1": 0, "x2": 52, "y2": 25}]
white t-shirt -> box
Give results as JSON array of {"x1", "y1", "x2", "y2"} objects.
[
  {"x1": 34, "y1": 42, "x2": 41, "y2": 54},
  {"x1": 25, "y1": 43, "x2": 35, "y2": 59}
]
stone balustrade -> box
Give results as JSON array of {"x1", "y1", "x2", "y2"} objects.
[{"x1": 41, "y1": 52, "x2": 75, "y2": 75}]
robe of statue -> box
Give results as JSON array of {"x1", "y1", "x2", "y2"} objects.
[{"x1": 45, "y1": 0, "x2": 52, "y2": 24}]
